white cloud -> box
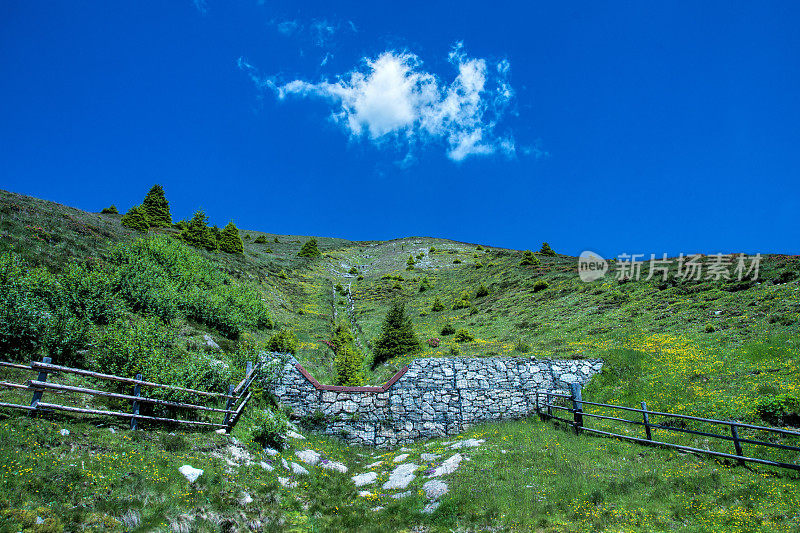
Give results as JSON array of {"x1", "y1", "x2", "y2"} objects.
[
  {"x1": 193, "y1": 0, "x2": 208, "y2": 14},
  {"x1": 276, "y1": 20, "x2": 299, "y2": 36},
  {"x1": 240, "y1": 44, "x2": 519, "y2": 162}
]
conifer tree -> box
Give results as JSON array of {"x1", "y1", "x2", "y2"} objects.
[
  {"x1": 101, "y1": 205, "x2": 118, "y2": 214},
  {"x1": 219, "y1": 221, "x2": 244, "y2": 254},
  {"x1": 141, "y1": 184, "x2": 172, "y2": 227},
  {"x1": 297, "y1": 237, "x2": 322, "y2": 258},
  {"x1": 520, "y1": 250, "x2": 540, "y2": 266},
  {"x1": 180, "y1": 209, "x2": 217, "y2": 251},
  {"x1": 332, "y1": 322, "x2": 364, "y2": 386},
  {"x1": 371, "y1": 301, "x2": 421, "y2": 369},
  {"x1": 120, "y1": 205, "x2": 150, "y2": 233},
  {"x1": 539, "y1": 242, "x2": 557, "y2": 257}
]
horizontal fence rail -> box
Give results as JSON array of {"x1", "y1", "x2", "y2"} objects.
[
  {"x1": 0, "y1": 357, "x2": 265, "y2": 432},
  {"x1": 536, "y1": 384, "x2": 800, "y2": 472}
]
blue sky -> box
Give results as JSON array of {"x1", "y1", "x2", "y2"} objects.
[{"x1": 1, "y1": 1, "x2": 798, "y2": 256}]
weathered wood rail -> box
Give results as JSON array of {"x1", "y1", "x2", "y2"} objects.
[
  {"x1": 537, "y1": 383, "x2": 800, "y2": 471},
  {"x1": 0, "y1": 357, "x2": 262, "y2": 432}
]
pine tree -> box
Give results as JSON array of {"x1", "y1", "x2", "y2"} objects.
[
  {"x1": 101, "y1": 205, "x2": 118, "y2": 214},
  {"x1": 219, "y1": 221, "x2": 244, "y2": 254},
  {"x1": 297, "y1": 237, "x2": 321, "y2": 258},
  {"x1": 180, "y1": 209, "x2": 217, "y2": 251},
  {"x1": 141, "y1": 184, "x2": 172, "y2": 227},
  {"x1": 332, "y1": 323, "x2": 364, "y2": 386},
  {"x1": 520, "y1": 250, "x2": 540, "y2": 266},
  {"x1": 371, "y1": 301, "x2": 421, "y2": 369},
  {"x1": 121, "y1": 205, "x2": 150, "y2": 233},
  {"x1": 539, "y1": 242, "x2": 557, "y2": 257}
]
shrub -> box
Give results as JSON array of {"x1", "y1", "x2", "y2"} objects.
[
  {"x1": 141, "y1": 184, "x2": 172, "y2": 227},
  {"x1": 427, "y1": 338, "x2": 440, "y2": 348},
  {"x1": 539, "y1": 242, "x2": 557, "y2": 256},
  {"x1": 704, "y1": 323, "x2": 716, "y2": 333},
  {"x1": 431, "y1": 298, "x2": 445, "y2": 312},
  {"x1": 452, "y1": 290, "x2": 471, "y2": 310},
  {"x1": 250, "y1": 407, "x2": 291, "y2": 450},
  {"x1": 475, "y1": 284, "x2": 489, "y2": 298},
  {"x1": 755, "y1": 394, "x2": 800, "y2": 426},
  {"x1": 266, "y1": 329, "x2": 298, "y2": 354},
  {"x1": 277, "y1": 270, "x2": 288, "y2": 279},
  {"x1": 520, "y1": 250, "x2": 540, "y2": 266},
  {"x1": 180, "y1": 209, "x2": 217, "y2": 251},
  {"x1": 453, "y1": 259, "x2": 462, "y2": 264},
  {"x1": 371, "y1": 301, "x2": 421, "y2": 369},
  {"x1": 274, "y1": 236, "x2": 279, "y2": 243},
  {"x1": 440, "y1": 323, "x2": 456, "y2": 336},
  {"x1": 474, "y1": 262, "x2": 483, "y2": 268},
  {"x1": 219, "y1": 221, "x2": 244, "y2": 254},
  {"x1": 357, "y1": 275, "x2": 364, "y2": 281},
  {"x1": 298, "y1": 238, "x2": 322, "y2": 258},
  {"x1": 514, "y1": 338, "x2": 531, "y2": 353},
  {"x1": 335, "y1": 283, "x2": 345, "y2": 294},
  {"x1": 533, "y1": 280, "x2": 549, "y2": 292},
  {"x1": 348, "y1": 266, "x2": 359, "y2": 275},
  {"x1": 454, "y1": 328, "x2": 475, "y2": 342},
  {"x1": 429, "y1": 247, "x2": 436, "y2": 253},
  {"x1": 254, "y1": 235, "x2": 268, "y2": 244},
  {"x1": 100, "y1": 205, "x2": 118, "y2": 214},
  {"x1": 121, "y1": 205, "x2": 150, "y2": 233},
  {"x1": 449, "y1": 344, "x2": 461, "y2": 356},
  {"x1": 775, "y1": 269, "x2": 798, "y2": 284}
]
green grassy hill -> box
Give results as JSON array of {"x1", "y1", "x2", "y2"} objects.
[{"x1": 1, "y1": 188, "x2": 799, "y2": 532}]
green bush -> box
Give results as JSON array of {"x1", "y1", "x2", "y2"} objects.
[
  {"x1": 141, "y1": 184, "x2": 172, "y2": 227},
  {"x1": 249, "y1": 407, "x2": 291, "y2": 450},
  {"x1": 453, "y1": 290, "x2": 471, "y2": 310},
  {"x1": 533, "y1": 280, "x2": 549, "y2": 292},
  {"x1": 475, "y1": 284, "x2": 489, "y2": 298},
  {"x1": 100, "y1": 205, "x2": 118, "y2": 214},
  {"x1": 755, "y1": 394, "x2": 800, "y2": 426},
  {"x1": 704, "y1": 323, "x2": 716, "y2": 333},
  {"x1": 219, "y1": 221, "x2": 244, "y2": 254},
  {"x1": 121, "y1": 205, "x2": 150, "y2": 233},
  {"x1": 332, "y1": 323, "x2": 364, "y2": 386},
  {"x1": 514, "y1": 338, "x2": 531, "y2": 353},
  {"x1": 454, "y1": 328, "x2": 475, "y2": 342},
  {"x1": 431, "y1": 298, "x2": 445, "y2": 312},
  {"x1": 266, "y1": 329, "x2": 298, "y2": 354},
  {"x1": 371, "y1": 301, "x2": 421, "y2": 369},
  {"x1": 180, "y1": 209, "x2": 217, "y2": 251},
  {"x1": 520, "y1": 250, "x2": 540, "y2": 266},
  {"x1": 254, "y1": 235, "x2": 268, "y2": 244},
  {"x1": 348, "y1": 266, "x2": 359, "y2": 275},
  {"x1": 440, "y1": 323, "x2": 456, "y2": 336},
  {"x1": 298, "y1": 238, "x2": 322, "y2": 258},
  {"x1": 539, "y1": 242, "x2": 557, "y2": 256}
]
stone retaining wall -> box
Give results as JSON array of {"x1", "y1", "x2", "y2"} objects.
[{"x1": 269, "y1": 357, "x2": 603, "y2": 447}]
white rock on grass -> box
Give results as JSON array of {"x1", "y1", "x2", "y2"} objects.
[
  {"x1": 215, "y1": 429, "x2": 227, "y2": 435},
  {"x1": 178, "y1": 465, "x2": 203, "y2": 483},
  {"x1": 286, "y1": 430, "x2": 305, "y2": 440},
  {"x1": 422, "y1": 501, "x2": 441, "y2": 514},
  {"x1": 366, "y1": 460, "x2": 383, "y2": 469},
  {"x1": 422, "y1": 479, "x2": 448, "y2": 499},
  {"x1": 278, "y1": 477, "x2": 297, "y2": 488},
  {"x1": 358, "y1": 491, "x2": 372, "y2": 497},
  {"x1": 391, "y1": 490, "x2": 412, "y2": 499},
  {"x1": 60, "y1": 429, "x2": 70, "y2": 436},
  {"x1": 429, "y1": 454, "x2": 462, "y2": 477},
  {"x1": 238, "y1": 492, "x2": 253, "y2": 506},
  {"x1": 450, "y1": 439, "x2": 485, "y2": 449},
  {"x1": 281, "y1": 458, "x2": 289, "y2": 469},
  {"x1": 264, "y1": 448, "x2": 280, "y2": 456},
  {"x1": 371, "y1": 506, "x2": 384, "y2": 512},
  {"x1": 352, "y1": 472, "x2": 378, "y2": 487},
  {"x1": 291, "y1": 462, "x2": 309, "y2": 475},
  {"x1": 420, "y1": 453, "x2": 440, "y2": 462},
  {"x1": 393, "y1": 454, "x2": 409, "y2": 463},
  {"x1": 321, "y1": 461, "x2": 348, "y2": 473},
  {"x1": 382, "y1": 463, "x2": 418, "y2": 490},
  {"x1": 295, "y1": 450, "x2": 321, "y2": 465},
  {"x1": 259, "y1": 461, "x2": 274, "y2": 472}
]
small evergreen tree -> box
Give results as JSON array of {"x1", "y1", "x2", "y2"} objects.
[
  {"x1": 180, "y1": 209, "x2": 217, "y2": 251},
  {"x1": 219, "y1": 221, "x2": 244, "y2": 254},
  {"x1": 539, "y1": 242, "x2": 557, "y2": 257},
  {"x1": 371, "y1": 301, "x2": 420, "y2": 369},
  {"x1": 332, "y1": 322, "x2": 364, "y2": 386},
  {"x1": 101, "y1": 205, "x2": 118, "y2": 214},
  {"x1": 121, "y1": 205, "x2": 150, "y2": 233},
  {"x1": 476, "y1": 284, "x2": 489, "y2": 298},
  {"x1": 297, "y1": 238, "x2": 321, "y2": 258},
  {"x1": 431, "y1": 298, "x2": 445, "y2": 312},
  {"x1": 520, "y1": 250, "x2": 540, "y2": 266},
  {"x1": 266, "y1": 329, "x2": 298, "y2": 354},
  {"x1": 254, "y1": 235, "x2": 268, "y2": 244},
  {"x1": 141, "y1": 184, "x2": 172, "y2": 227}
]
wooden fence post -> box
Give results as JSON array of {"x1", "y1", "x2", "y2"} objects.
[
  {"x1": 730, "y1": 422, "x2": 744, "y2": 466},
  {"x1": 535, "y1": 391, "x2": 540, "y2": 418},
  {"x1": 246, "y1": 361, "x2": 253, "y2": 378},
  {"x1": 131, "y1": 374, "x2": 142, "y2": 431},
  {"x1": 641, "y1": 401, "x2": 652, "y2": 442},
  {"x1": 29, "y1": 356, "x2": 51, "y2": 414},
  {"x1": 569, "y1": 382, "x2": 583, "y2": 435},
  {"x1": 546, "y1": 393, "x2": 552, "y2": 419},
  {"x1": 222, "y1": 384, "x2": 236, "y2": 428}
]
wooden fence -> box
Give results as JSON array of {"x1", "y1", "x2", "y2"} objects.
[
  {"x1": 537, "y1": 383, "x2": 800, "y2": 472},
  {"x1": 0, "y1": 357, "x2": 262, "y2": 432}
]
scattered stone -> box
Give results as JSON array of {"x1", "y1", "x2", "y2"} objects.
[
  {"x1": 391, "y1": 490, "x2": 412, "y2": 499},
  {"x1": 420, "y1": 453, "x2": 440, "y2": 462},
  {"x1": 366, "y1": 460, "x2": 383, "y2": 469},
  {"x1": 60, "y1": 429, "x2": 69, "y2": 436},
  {"x1": 450, "y1": 439, "x2": 484, "y2": 449},
  {"x1": 422, "y1": 501, "x2": 441, "y2": 514},
  {"x1": 281, "y1": 458, "x2": 289, "y2": 469},
  {"x1": 286, "y1": 430, "x2": 305, "y2": 440},
  {"x1": 278, "y1": 477, "x2": 297, "y2": 488},
  {"x1": 371, "y1": 506, "x2": 384, "y2": 512},
  {"x1": 264, "y1": 448, "x2": 280, "y2": 456},
  {"x1": 178, "y1": 465, "x2": 203, "y2": 483},
  {"x1": 108, "y1": 428, "x2": 116, "y2": 434},
  {"x1": 501, "y1": 449, "x2": 507, "y2": 454},
  {"x1": 291, "y1": 462, "x2": 309, "y2": 475},
  {"x1": 215, "y1": 429, "x2": 226, "y2": 435},
  {"x1": 203, "y1": 334, "x2": 220, "y2": 351},
  {"x1": 393, "y1": 454, "x2": 409, "y2": 463},
  {"x1": 400, "y1": 447, "x2": 412, "y2": 452},
  {"x1": 259, "y1": 461, "x2": 274, "y2": 471},
  {"x1": 422, "y1": 479, "x2": 448, "y2": 499},
  {"x1": 321, "y1": 461, "x2": 348, "y2": 473},
  {"x1": 295, "y1": 450, "x2": 321, "y2": 465},
  {"x1": 358, "y1": 491, "x2": 372, "y2": 497},
  {"x1": 430, "y1": 454, "x2": 462, "y2": 477},
  {"x1": 238, "y1": 492, "x2": 253, "y2": 506},
  {"x1": 383, "y1": 463, "x2": 418, "y2": 490},
  {"x1": 352, "y1": 472, "x2": 378, "y2": 487}
]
